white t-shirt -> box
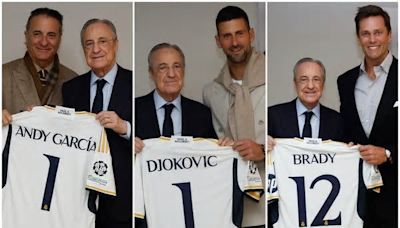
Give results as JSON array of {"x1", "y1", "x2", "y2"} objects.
[
  {"x1": 267, "y1": 138, "x2": 383, "y2": 228},
  {"x1": 2, "y1": 106, "x2": 116, "y2": 228},
  {"x1": 135, "y1": 137, "x2": 264, "y2": 228}
]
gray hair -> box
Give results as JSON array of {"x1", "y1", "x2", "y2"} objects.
[
  {"x1": 147, "y1": 42, "x2": 185, "y2": 71},
  {"x1": 80, "y1": 18, "x2": 118, "y2": 47},
  {"x1": 293, "y1": 57, "x2": 326, "y2": 83}
]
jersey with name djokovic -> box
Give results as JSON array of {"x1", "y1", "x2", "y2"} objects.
[
  {"x1": 2, "y1": 106, "x2": 116, "y2": 228},
  {"x1": 267, "y1": 138, "x2": 382, "y2": 228},
  {"x1": 135, "y1": 137, "x2": 264, "y2": 228}
]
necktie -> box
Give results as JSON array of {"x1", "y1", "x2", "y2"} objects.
[
  {"x1": 38, "y1": 69, "x2": 48, "y2": 85},
  {"x1": 92, "y1": 79, "x2": 107, "y2": 114},
  {"x1": 162, "y1": 104, "x2": 174, "y2": 137},
  {"x1": 302, "y1": 111, "x2": 313, "y2": 138}
]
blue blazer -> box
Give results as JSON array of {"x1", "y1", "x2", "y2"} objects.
[{"x1": 62, "y1": 65, "x2": 132, "y2": 226}]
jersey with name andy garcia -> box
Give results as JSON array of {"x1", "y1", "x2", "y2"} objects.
[
  {"x1": 267, "y1": 138, "x2": 383, "y2": 228},
  {"x1": 2, "y1": 106, "x2": 116, "y2": 228},
  {"x1": 135, "y1": 137, "x2": 264, "y2": 228}
]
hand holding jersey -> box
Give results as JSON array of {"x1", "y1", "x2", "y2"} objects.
[
  {"x1": 135, "y1": 137, "x2": 264, "y2": 227},
  {"x1": 267, "y1": 138, "x2": 383, "y2": 228},
  {"x1": 2, "y1": 106, "x2": 116, "y2": 228}
]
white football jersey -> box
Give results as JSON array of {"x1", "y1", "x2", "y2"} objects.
[
  {"x1": 267, "y1": 138, "x2": 383, "y2": 228},
  {"x1": 2, "y1": 106, "x2": 116, "y2": 228},
  {"x1": 135, "y1": 137, "x2": 264, "y2": 228}
]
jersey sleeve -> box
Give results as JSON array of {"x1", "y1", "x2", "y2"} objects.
[
  {"x1": 134, "y1": 151, "x2": 145, "y2": 220},
  {"x1": 237, "y1": 158, "x2": 264, "y2": 201},
  {"x1": 362, "y1": 161, "x2": 383, "y2": 192},
  {"x1": 86, "y1": 128, "x2": 116, "y2": 196},
  {"x1": 267, "y1": 151, "x2": 279, "y2": 203}
]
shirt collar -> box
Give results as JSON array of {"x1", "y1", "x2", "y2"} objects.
[
  {"x1": 296, "y1": 97, "x2": 320, "y2": 119},
  {"x1": 90, "y1": 63, "x2": 118, "y2": 86},
  {"x1": 153, "y1": 90, "x2": 182, "y2": 112},
  {"x1": 360, "y1": 51, "x2": 393, "y2": 75},
  {"x1": 34, "y1": 61, "x2": 54, "y2": 72}
]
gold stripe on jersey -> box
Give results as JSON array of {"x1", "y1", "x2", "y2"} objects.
[{"x1": 86, "y1": 185, "x2": 116, "y2": 196}]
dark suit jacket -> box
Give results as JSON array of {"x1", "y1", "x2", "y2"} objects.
[
  {"x1": 268, "y1": 99, "x2": 343, "y2": 141},
  {"x1": 135, "y1": 91, "x2": 217, "y2": 140},
  {"x1": 337, "y1": 57, "x2": 398, "y2": 223},
  {"x1": 62, "y1": 65, "x2": 132, "y2": 226}
]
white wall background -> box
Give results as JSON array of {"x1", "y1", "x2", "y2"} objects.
[
  {"x1": 268, "y1": 2, "x2": 398, "y2": 111},
  {"x1": 135, "y1": 2, "x2": 265, "y2": 102},
  {"x1": 3, "y1": 2, "x2": 133, "y2": 75}
]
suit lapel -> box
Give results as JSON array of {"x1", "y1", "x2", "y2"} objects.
[
  {"x1": 181, "y1": 96, "x2": 189, "y2": 136},
  {"x1": 14, "y1": 62, "x2": 41, "y2": 105},
  {"x1": 370, "y1": 58, "x2": 398, "y2": 138},
  {"x1": 289, "y1": 99, "x2": 301, "y2": 137},
  {"x1": 78, "y1": 73, "x2": 91, "y2": 111},
  {"x1": 347, "y1": 67, "x2": 369, "y2": 140}
]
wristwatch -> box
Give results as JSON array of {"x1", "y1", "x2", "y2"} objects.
[{"x1": 385, "y1": 149, "x2": 393, "y2": 164}]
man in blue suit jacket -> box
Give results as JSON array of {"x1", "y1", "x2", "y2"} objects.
[
  {"x1": 268, "y1": 58, "x2": 342, "y2": 228},
  {"x1": 135, "y1": 43, "x2": 217, "y2": 154},
  {"x1": 62, "y1": 19, "x2": 132, "y2": 228},
  {"x1": 268, "y1": 57, "x2": 342, "y2": 141},
  {"x1": 337, "y1": 5, "x2": 397, "y2": 228}
]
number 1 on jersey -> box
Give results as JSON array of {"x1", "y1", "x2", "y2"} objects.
[
  {"x1": 41, "y1": 154, "x2": 60, "y2": 211},
  {"x1": 173, "y1": 182, "x2": 195, "y2": 228}
]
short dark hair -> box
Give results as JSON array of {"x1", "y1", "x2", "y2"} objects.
[
  {"x1": 147, "y1": 43, "x2": 185, "y2": 71},
  {"x1": 355, "y1": 5, "x2": 391, "y2": 35},
  {"x1": 26, "y1": 7, "x2": 63, "y2": 35},
  {"x1": 80, "y1": 19, "x2": 118, "y2": 47},
  {"x1": 216, "y1": 6, "x2": 250, "y2": 34}
]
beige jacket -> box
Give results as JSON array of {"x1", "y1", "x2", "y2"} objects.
[
  {"x1": 3, "y1": 58, "x2": 77, "y2": 114},
  {"x1": 203, "y1": 50, "x2": 266, "y2": 226}
]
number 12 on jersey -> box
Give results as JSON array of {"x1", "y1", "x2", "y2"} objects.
[{"x1": 290, "y1": 175, "x2": 342, "y2": 227}]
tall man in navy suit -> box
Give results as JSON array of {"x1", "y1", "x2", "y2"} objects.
[
  {"x1": 135, "y1": 43, "x2": 217, "y2": 153},
  {"x1": 268, "y1": 57, "x2": 342, "y2": 141},
  {"x1": 337, "y1": 5, "x2": 397, "y2": 228},
  {"x1": 62, "y1": 19, "x2": 132, "y2": 228}
]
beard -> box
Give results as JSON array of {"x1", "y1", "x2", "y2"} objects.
[{"x1": 226, "y1": 45, "x2": 251, "y2": 64}]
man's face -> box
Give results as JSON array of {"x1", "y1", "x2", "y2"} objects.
[
  {"x1": 83, "y1": 22, "x2": 118, "y2": 77},
  {"x1": 215, "y1": 18, "x2": 254, "y2": 64},
  {"x1": 358, "y1": 16, "x2": 391, "y2": 65},
  {"x1": 149, "y1": 48, "x2": 184, "y2": 101},
  {"x1": 25, "y1": 15, "x2": 61, "y2": 68},
  {"x1": 294, "y1": 62, "x2": 324, "y2": 110}
]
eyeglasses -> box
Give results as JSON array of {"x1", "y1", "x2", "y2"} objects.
[
  {"x1": 297, "y1": 77, "x2": 323, "y2": 85},
  {"x1": 154, "y1": 63, "x2": 184, "y2": 74},
  {"x1": 84, "y1": 38, "x2": 116, "y2": 50}
]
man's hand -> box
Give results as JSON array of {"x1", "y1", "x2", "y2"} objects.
[
  {"x1": 2, "y1": 109, "x2": 12, "y2": 126},
  {"x1": 233, "y1": 139, "x2": 265, "y2": 161},
  {"x1": 359, "y1": 145, "x2": 387, "y2": 165},
  {"x1": 217, "y1": 137, "x2": 234, "y2": 146},
  {"x1": 135, "y1": 137, "x2": 145, "y2": 154},
  {"x1": 267, "y1": 135, "x2": 276, "y2": 152},
  {"x1": 96, "y1": 111, "x2": 127, "y2": 135}
]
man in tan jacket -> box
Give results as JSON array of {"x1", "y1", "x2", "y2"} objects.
[
  {"x1": 2, "y1": 7, "x2": 76, "y2": 125},
  {"x1": 203, "y1": 5, "x2": 265, "y2": 228}
]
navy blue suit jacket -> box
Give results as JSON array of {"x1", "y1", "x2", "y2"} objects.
[
  {"x1": 62, "y1": 65, "x2": 132, "y2": 225},
  {"x1": 268, "y1": 99, "x2": 343, "y2": 141},
  {"x1": 337, "y1": 57, "x2": 397, "y2": 224},
  {"x1": 135, "y1": 91, "x2": 217, "y2": 140}
]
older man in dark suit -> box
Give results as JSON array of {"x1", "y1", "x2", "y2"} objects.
[
  {"x1": 268, "y1": 57, "x2": 342, "y2": 141},
  {"x1": 62, "y1": 19, "x2": 132, "y2": 228},
  {"x1": 135, "y1": 43, "x2": 217, "y2": 153},
  {"x1": 337, "y1": 5, "x2": 397, "y2": 228}
]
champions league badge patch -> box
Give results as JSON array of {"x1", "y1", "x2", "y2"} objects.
[{"x1": 93, "y1": 161, "x2": 108, "y2": 176}]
